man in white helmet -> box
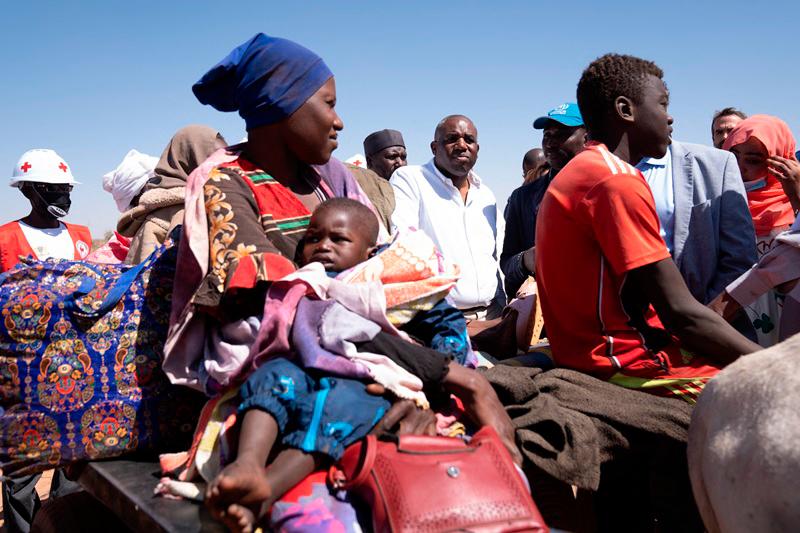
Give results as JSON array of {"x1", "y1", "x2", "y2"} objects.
[
  {"x1": 0, "y1": 149, "x2": 92, "y2": 272},
  {"x1": 1, "y1": 149, "x2": 90, "y2": 532}
]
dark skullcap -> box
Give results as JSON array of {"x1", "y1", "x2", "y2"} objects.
[
  {"x1": 363, "y1": 129, "x2": 405, "y2": 156},
  {"x1": 192, "y1": 33, "x2": 333, "y2": 130}
]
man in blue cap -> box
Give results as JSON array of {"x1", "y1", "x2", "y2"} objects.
[{"x1": 500, "y1": 103, "x2": 587, "y2": 298}]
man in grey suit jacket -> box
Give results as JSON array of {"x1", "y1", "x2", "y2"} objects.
[{"x1": 637, "y1": 140, "x2": 757, "y2": 305}]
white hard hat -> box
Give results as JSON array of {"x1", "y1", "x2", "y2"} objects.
[{"x1": 10, "y1": 149, "x2": 80, "y2": 188}]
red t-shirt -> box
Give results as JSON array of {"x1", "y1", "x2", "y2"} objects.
[{"x1": 535, "y1": 142, "x2": 679, "y2": 379}]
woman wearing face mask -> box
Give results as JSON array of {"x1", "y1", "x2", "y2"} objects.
[
  {"x1": 0, "y1": 149, "x2": 92, "y2": 273},
  {"x1": 719, "y1": 115, "x2": 798, "y2": 345},
  {"x1": 724, "y1": 115, "x2": 797, "y2": 251}
]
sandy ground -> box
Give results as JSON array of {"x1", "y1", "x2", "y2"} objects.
[{"x1": 0, "y1": 469, "x2": 54, "y2": 528}]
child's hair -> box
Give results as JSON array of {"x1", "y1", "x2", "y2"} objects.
[
  {"x1": 313, "y1": 198, "x2": 379, "y2": 245},
  {"x1": 577, "y1": 53, "x2": 664, "y2": 135}
]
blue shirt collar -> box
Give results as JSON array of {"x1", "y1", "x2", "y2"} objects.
[{"x1": 637, "y1": 145, "x2": 672, "y2": 168}]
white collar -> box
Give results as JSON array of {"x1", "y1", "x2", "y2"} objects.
[
  {"x1": 426, "y1": 158, "x2": 481, "y2": 188},
  {"x1": 18, "y1": 220, "x2": 67, "y2": 235}
]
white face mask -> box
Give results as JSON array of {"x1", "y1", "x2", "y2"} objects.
[{"x1": 744, "y1": 177, "x2": 767, "y2": 192}]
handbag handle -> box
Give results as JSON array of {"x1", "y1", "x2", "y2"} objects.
[
  {"x1": 66, "y1": 252, "x2": 153, "y2": 318},
  {"x1": 396, "y1": 434, "x2": 470, "y2": 453},
  {"x1": 329, "y1": 434, "x2": 378, "y2": 490},
  {"x1": 72, "y1": 229, "x2": 181, "y2": 318}
]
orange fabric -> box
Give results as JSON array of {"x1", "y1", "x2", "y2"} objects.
[
  {"x1": 0, "y1": 221, "x2": 35, "y2": 272},
  {"x1": 339, "y1": 229, "x2": 459, "y2": 314},
  {"x1": 536, "y1": 142, "x2": 681, "y2": 380},
  {"x1": 0, "y1": 221, "x2": 92, "y2": 272},
  {"x1": 65, "y1": 223, "x2": 92, "y2": 260},
  {"x1": 723, "y1": 114, "x2": 796, "y2": 236}
]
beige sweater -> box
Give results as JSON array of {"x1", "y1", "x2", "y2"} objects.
[
  {"x1": 117, "y1": 187, "x2": 185, "y2": 264},
  {"x1": 347, "y1": 164, "x2": 395, "y2": 232}
]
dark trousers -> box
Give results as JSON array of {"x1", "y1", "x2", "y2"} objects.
[
  {"x1": 2, "y1": 470, "x2": 80, "y2": 533},
  {"x1": 594, "y1": 434, "x2": 703, "y2": 533}
]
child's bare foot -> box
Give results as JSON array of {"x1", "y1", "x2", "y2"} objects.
[
  {"x1": 222, "y1": 503, "x2": 261, "y2": 533},
  {"x1": 205, "y1": 459, "x2": 272, "y2": 526}
]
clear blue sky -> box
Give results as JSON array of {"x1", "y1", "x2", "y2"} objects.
[{"x1": 2, "y1": 0, "x2": 798, "y2": 237}]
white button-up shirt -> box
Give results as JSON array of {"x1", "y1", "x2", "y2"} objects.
[{"x1": 390, "y1": 159, "x2": 500, "y2": 309}]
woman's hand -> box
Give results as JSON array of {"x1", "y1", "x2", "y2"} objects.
[
  {"x1": 366, "y1": 368, "x2": 523, "y2": 465},
  {"x1": 443, "y1": 364, "x2": 523, "y2": 465},
  {"x1": 768, "y1": 155, "x2": 800, "y2": 212},
  {"x1": 366, "y1": 385, "x2": 437, "y2": 436},
  {"x1": 708, "y1": 291, "x2": 741, "y2": 321}
]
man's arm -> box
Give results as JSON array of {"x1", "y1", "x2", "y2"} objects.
[
  {"x1": 389, "y1": 169, "x2": 421, "y2": 232},
  {"x1": 488, "y1": 200, "x2": 508, "y2": 308},
  {"x1": 708, "y1": 152, "x2": 758, "y2": 299},
  {"x1": 628, "y1": 258, "x2": 761, "y2": 365},
  {"x1": 499, "y1": 190, "x2": 531, "y2": 298}
]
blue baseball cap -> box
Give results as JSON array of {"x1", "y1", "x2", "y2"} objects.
[{"x1": 533, "y1": 102, "x2": 584, "y2": 129}]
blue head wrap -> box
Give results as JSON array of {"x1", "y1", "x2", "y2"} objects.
[{"x1": 192, "y1": 33, "x2": 333, "y2": 130}]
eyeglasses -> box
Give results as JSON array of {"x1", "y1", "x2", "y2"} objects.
[{"x1": 29, "y1": 183, "x2": 74, "y2": 194}]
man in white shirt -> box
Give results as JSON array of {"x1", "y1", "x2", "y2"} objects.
[{"x1": 390, "y1": 115, "x2": 504, "y2": 319}]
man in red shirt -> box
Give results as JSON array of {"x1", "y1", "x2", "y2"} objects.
[{"x1": 535, "y1": 54, "x2": 760, "y2": 404}]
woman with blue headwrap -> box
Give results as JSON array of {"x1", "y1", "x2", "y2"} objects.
[
  {"x1": 164, "y1": 33, "x2": 374, "y2": 532},
  {"x1": 188, "y1": 33, "x2": 356, "y2": 308},
  {"x1": 164, "y1": 33, "x2": 519, "y2": 532}
]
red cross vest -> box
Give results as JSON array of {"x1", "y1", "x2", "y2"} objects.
[{"x1": 0, "y1": 221, "x2": 92, "y2": 273}]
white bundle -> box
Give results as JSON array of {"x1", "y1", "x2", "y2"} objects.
[{"x1": 102, "y1": 149, "x2": 159, "y2": 212}]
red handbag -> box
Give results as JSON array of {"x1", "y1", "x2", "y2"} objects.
[{"x1": 329, "y1": 426, "x2": 548, "y2": 533}]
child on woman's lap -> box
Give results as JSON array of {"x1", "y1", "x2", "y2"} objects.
[{"x1": 206, "y1": 198, "x2": 474, "y2": 532}]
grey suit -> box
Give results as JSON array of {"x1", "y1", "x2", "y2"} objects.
[{"x1": 669, "y1": 141, "x2": 757, "y2": 304}]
